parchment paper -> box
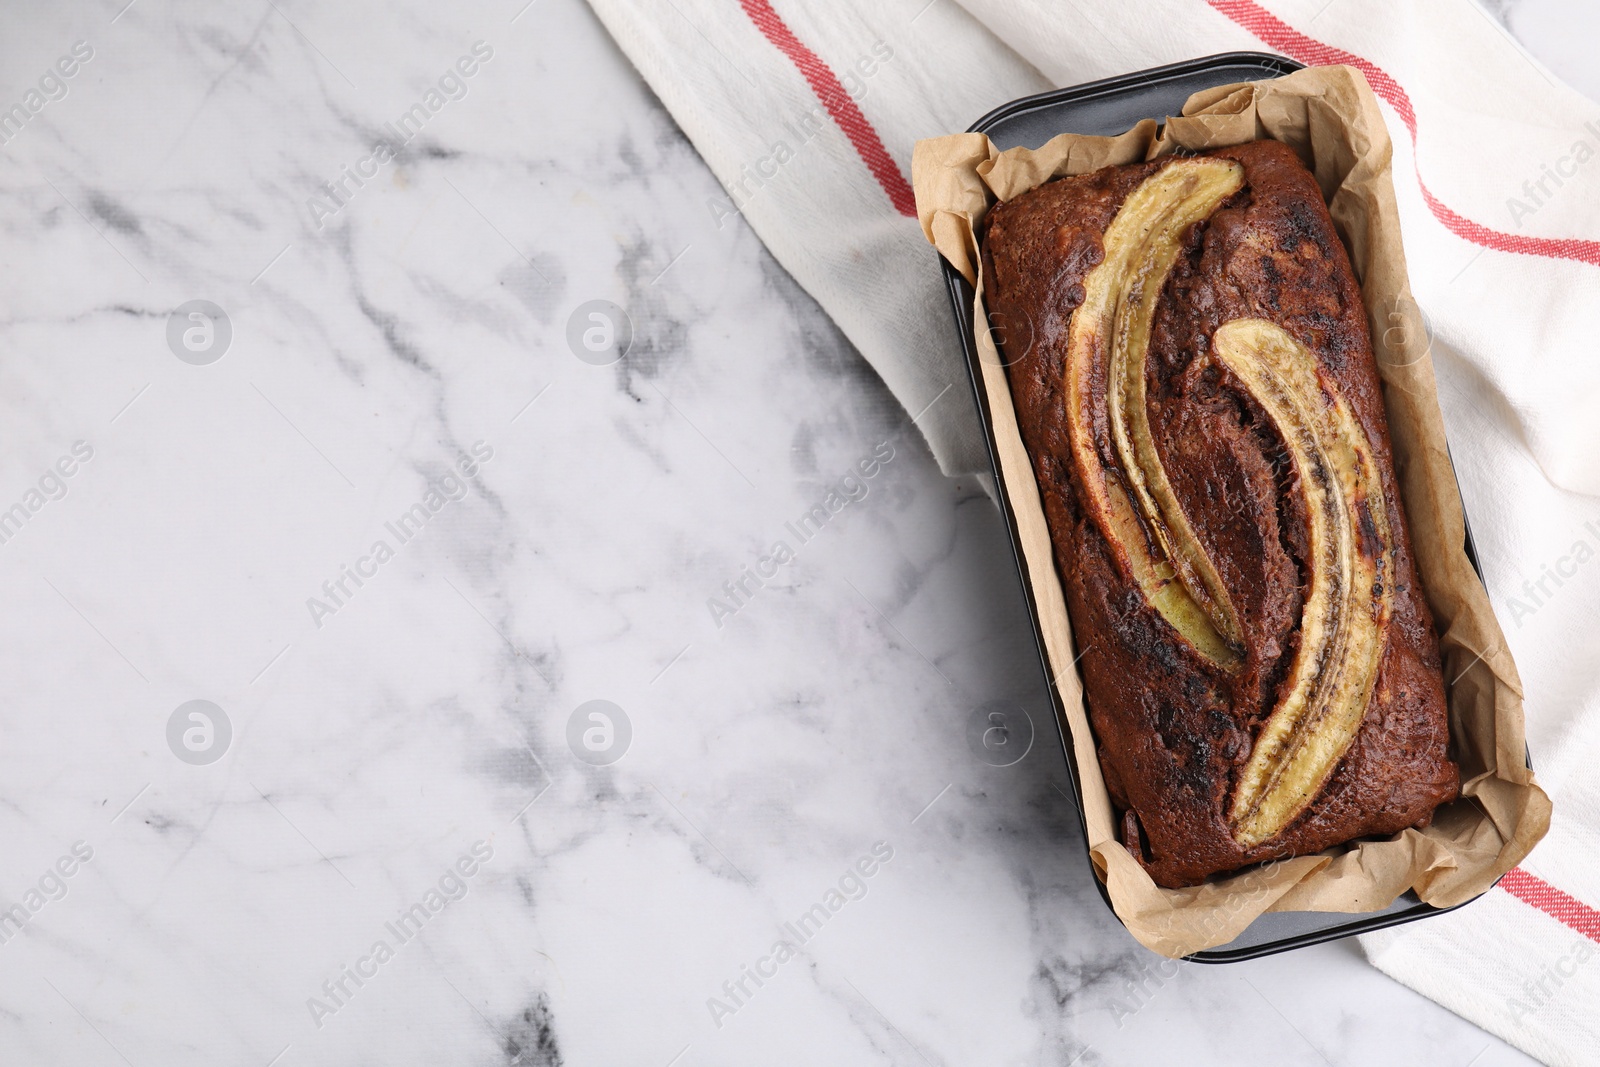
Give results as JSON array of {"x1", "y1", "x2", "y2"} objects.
[{"x1": 913, "y1": 65, "x2": 1552, "y2": 958}]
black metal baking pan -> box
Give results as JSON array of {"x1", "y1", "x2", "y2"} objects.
[{"x1": 943, "y1": 51, "x2": 1506, "y2": 963}]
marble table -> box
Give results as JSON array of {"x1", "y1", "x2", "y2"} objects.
[{"x1": 0, "y1": 1, "x2": 1579, "y2": 1064}]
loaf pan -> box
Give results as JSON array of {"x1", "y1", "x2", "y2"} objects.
[{"x1": 943, "y1": 51, "x2": 1506, "y2": 963}]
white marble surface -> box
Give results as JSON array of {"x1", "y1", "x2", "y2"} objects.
[{"x1": 0, "y1": 0, "x2": 1582, "y2": 1064}]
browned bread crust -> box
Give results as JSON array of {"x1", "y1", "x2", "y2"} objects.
[{"x1": 981, "y1": 140, "x2": 1459, "y2": 888}]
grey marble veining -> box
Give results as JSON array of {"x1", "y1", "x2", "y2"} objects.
[{"x1": 0, "y1": 0, "x2": 1578, "y2": 1064}]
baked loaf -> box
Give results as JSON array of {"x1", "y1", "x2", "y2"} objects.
[{"x1": 981, "y1": 140, "x2": 1459, "y2": 887}]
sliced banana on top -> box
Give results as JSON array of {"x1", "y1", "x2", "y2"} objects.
[
  {"x1": 1066, "y1": 158, "x2": 1247, "y2": 669},
  {"x1": 1212, "y1": 319, "x2": 1392, "y2": 847},
  {"x1": 1062, "y1": 160, "x2": 1394, "y2": 847}
]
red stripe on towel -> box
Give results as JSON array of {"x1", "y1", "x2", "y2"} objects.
[
  {"x1": 1500, "y1": 867, "x2": 1600, "y2": 944},
  {"x1": 738, "y1": 0, "x2": 918, "y2": 217},
  {"x1": 1206, "y1": 0, "x2": 1600, "y2": 265}
]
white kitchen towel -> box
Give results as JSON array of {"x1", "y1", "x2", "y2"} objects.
[{"x1": 583, "y1": 1, "x2": 1600, "y2": 1063}]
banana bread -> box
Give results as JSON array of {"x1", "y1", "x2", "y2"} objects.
[{"x1": 981, "y1": 140, "x2": 1459, "y2": 887}]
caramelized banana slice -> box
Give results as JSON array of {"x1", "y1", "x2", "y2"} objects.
[
  {"x1": 1067, "y1": 158, "x2": 1245, "y2": 667},
  {"x1": 1212, "y1": 319, "x2": 1394, "y2": 848}
]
